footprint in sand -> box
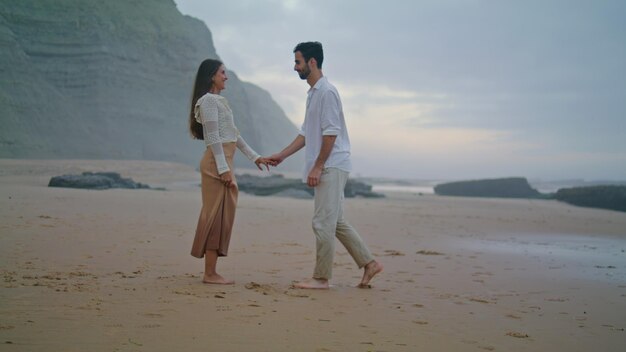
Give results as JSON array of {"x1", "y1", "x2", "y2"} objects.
[
  {"x1": 545, "y1": 297, "x2": 569, "y2": 302},
  {"x1": 382, "y1": 250, "x2": 405, "y2": 256},
  {"x1": 471, "y1": 271, "x2": 494, "y2": 277},
  {"x1": 284, "y1": 289, "x2": 310, "y2": 298},
  {"x1": 469, "y1": 297, "x2": 493, "y2": 304},
  {"x1": 245, "y1": 282, "x2": 312, "y2": 298},
  {"x1": 140, "y1": 313, "x2": 163, "y2": 318},
  {"x1": 416, "y1": 250, "x2": 444, "y2": 255},
  {"x1": 245, "y1": 282, "x2": 277, "y2": 296},
  {"x1": 506, "y1": 331, "x2": 529, "y2": 338}
]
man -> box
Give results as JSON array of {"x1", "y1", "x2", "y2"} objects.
[{"x1": 269, "y1": 42, "x2": 383, "y2": 289}]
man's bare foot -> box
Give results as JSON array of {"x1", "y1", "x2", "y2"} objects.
[
  {"x1": 292, "y1": 278, "x2": 329, "y2": 289},
  {"x1": 202, "y1": 273, "x2": 235, "y2": 285},
  {"x1": 358, "y1": 260, "x2": 383, "y2": 288}
]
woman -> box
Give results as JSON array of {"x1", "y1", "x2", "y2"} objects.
[{"x1": 189, "y1": 59, "x2": 270, "y2": 284}]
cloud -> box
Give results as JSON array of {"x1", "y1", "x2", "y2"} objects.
[{"x1": 174, "y1": 0, "x2": 626, "y2": 179}]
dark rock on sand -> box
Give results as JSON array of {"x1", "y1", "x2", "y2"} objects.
[
  {"x1": 554, "y1": 185, "x2": 626, "y2": 212},
  {"x1": 48, "y1": 172, "x2": 152, "y2": 190},
  {"x1": 237, "y1": 174, "x2": 384, "y2": 198},
  {"x1": 345, "y1": 179, "x2": 385, "y2": 198},
  {"x1": 434, "y1": 177, "x2": 541, "y2": 198},
  {"x1": 237, "y1": 174, "x2": 311, "y2": 197}
]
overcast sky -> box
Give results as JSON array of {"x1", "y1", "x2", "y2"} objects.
[{"x1": 174, "y1": 0, "x2": 626, "y2": 181}]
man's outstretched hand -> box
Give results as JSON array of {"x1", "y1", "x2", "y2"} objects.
[{"x1": 267, "y1": 154, "x2": 284, "y2": 167}]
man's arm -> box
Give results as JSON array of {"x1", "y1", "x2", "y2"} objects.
[
  {"x1": 269, "y1": 135, "x2": 305, "y2": 165},
  {"x1": 307, "y1": 135, "x2": 336, "y2": 187}
]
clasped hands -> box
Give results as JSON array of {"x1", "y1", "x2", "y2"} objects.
[
  {"x1": 220, "y1": 156, "x2": 282, "y2": 187},
  {"x1": 221, "y1": 154, "x2": 320, "y2": 188},
  {"x1": 254, "y1": 155, "x2": 280, "y2": 171},
  {"x1": 257, "y1": 154, "x2": 322, "y2": 188},
  {"x1": 221, "y1": 155, "x2": 281, "y2": 187}
]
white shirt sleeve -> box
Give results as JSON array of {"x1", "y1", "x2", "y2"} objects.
[
  {"x1": 320, "y1": 90, "x2": 341, "y2": 136},
  {"x1": 299, "y1": 117, "x2": 307, "y2": 137},
  {"x1": 197, "y1": 96, "x2": 230, "y2": 174},
  {"x1": 236, "y1": 135, "x2": 261, "y2": 162}
]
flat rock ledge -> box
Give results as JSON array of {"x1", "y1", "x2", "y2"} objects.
[
  {"x1": 48, "y1": 172, "x2": 154, "y2": 190},
  {"x1": 237, "y1": 174, "x2": 384, "y2": 199},
  {"x1": 434, "y1": 177, "x2": 541, "y2": 198}
]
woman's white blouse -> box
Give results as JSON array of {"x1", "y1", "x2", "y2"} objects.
[{"x1": 195, "y1": 93, "x2": 260, "y2": 174}]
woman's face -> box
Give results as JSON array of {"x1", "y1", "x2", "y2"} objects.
[{"x1": 211, "y1": 65, "x2": 228, "y2": 92}]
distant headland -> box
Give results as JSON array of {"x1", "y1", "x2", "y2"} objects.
[{"x1": 434, "y1": 177, "x2": 626, "y2": 212}]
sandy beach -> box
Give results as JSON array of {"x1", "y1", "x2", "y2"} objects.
[{"x1": 1, "y1": 159, "x2": 625, "y2": 351}]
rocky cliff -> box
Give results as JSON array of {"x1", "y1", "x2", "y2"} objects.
[
  {"x1": 554, "y1": 186, "x2": 626, "y2": 212},
  {"x1": 0, "y1": 0, "x2": 301, "y2": 170},
  {"x1": 434, "y1": 177, "x2": 542, "y2": 198}
]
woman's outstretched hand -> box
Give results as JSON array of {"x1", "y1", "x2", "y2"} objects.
[{"x1": 255, "y1": 157, "x2": 274, "y2": 171}]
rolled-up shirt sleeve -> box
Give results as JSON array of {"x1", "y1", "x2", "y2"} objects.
[
  {"x1": 320, "y1": 90, "x2": 341, "y2": 136},
  {"x1": 299, "y1": 121, "x2": 306, "y2": 136}
]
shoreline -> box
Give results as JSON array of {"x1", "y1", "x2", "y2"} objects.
[{"x1": 1, "y1": 159, "x2": 625, "y2": 351}]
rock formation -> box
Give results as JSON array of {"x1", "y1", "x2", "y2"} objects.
[
  {"x1": 48, "y1": 172, "x2": 153, "y2": 190},
  {"x1": 237, "y1": 174, "x2": 384, "y2": 198},
  {"x1": 434, "y1": 177, "x2": 541, "y2": 198},
  {"x1": 0, "y1": 0, "x2": 302, "y2": 171},
  {"x1": 554, "y1": 185, "x2": 626, "y2": 212}
]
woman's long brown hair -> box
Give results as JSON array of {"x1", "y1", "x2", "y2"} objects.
[{"x1": 189, "y1": 59, "x2": 223, "y2": 139}]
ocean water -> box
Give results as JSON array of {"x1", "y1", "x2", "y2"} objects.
[
  {"x1": 371, "y1": 184, "x2": 435, "y2": 194},
  {"x1": 458, "y1": 233, "x2": 626, "y2": 284}
]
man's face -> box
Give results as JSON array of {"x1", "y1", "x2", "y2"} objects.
[{"x1": 294, "y1": 51, "x2": 311, "y2": 80}]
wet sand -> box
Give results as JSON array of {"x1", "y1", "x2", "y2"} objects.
[{"x1": 1, "y1": 159, "x2": 625, "y2": 351}]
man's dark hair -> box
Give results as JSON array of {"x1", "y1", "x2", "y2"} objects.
[{"x1": 294, "y1": 42, "x2": 323, "y2": 69}]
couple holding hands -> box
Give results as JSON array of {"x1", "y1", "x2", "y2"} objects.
[{"x1": 189, "y1": 42, "x2": 382, "y2": 289}]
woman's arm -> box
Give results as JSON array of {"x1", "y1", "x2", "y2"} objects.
[{"x1": 236, "y1": 136, "x2": 271, "y2": 171}]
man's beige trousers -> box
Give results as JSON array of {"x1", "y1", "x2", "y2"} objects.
[{"x1": 312, "y1": 167, "x2": 374, "y2": 280}]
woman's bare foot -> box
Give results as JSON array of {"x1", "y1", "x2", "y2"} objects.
[
  {"x1": 293, "y1": 278, "x2": 329, "y2": 289},
  {"x1": 358, "y1": 260, "x2": 383, "y2": 288},
  {"x1": 202, "y1": 273, "x2": 235, "y2": 285}
]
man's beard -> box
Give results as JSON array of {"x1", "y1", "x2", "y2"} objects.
[{"x1": 298, "y1": 66, "x2": 310, "y2": 80}]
